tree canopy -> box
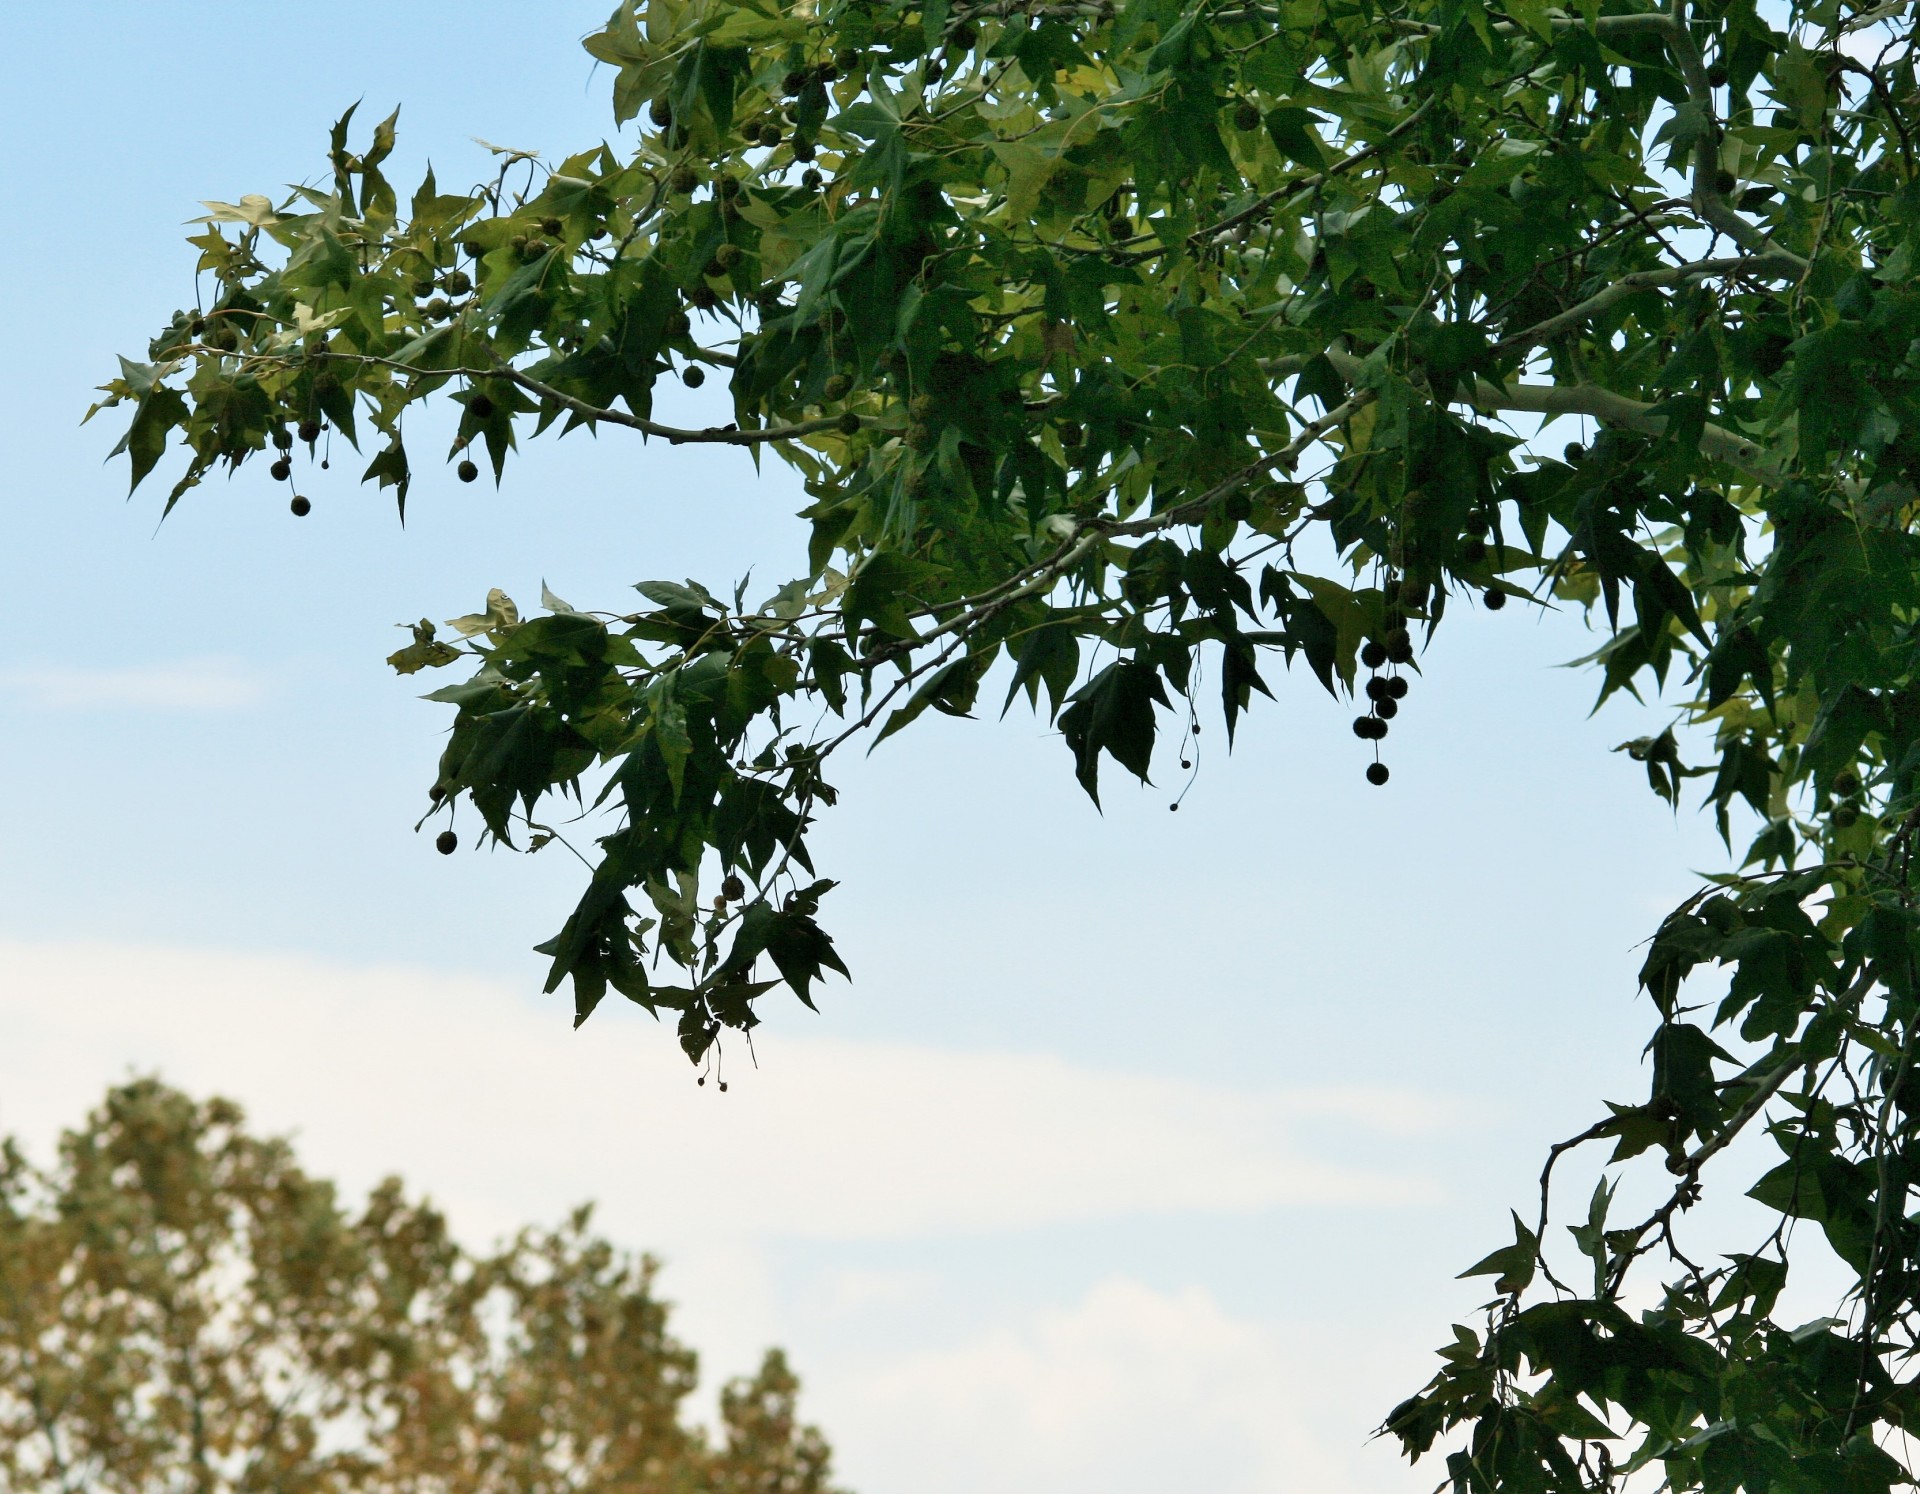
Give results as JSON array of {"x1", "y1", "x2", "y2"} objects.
[
  {"x1": 0, "y1": 1079, "x2": 842, "y2": 1494},
  {"x1": 94, "y1": 0, "x2": 1920, "y2": 1486}
]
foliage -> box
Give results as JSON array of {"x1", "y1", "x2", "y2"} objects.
[
  {"x1": 95, "y1": 0, "x2": 1920, "y2": 1485},
  {"x1": 0, "y1": 1079, "x2": 842, "y2": 1493}
]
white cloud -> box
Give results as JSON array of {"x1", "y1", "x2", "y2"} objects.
[
  {"x1": 0, "y1": 939, "x2": 1446, "y2": 1247},
  {"x1": 0, "y1": 657, "x2": 265, "y2": 710},
  {"x1": 822, "y1": 1277, "x2": 1419, "y2": 1494}
]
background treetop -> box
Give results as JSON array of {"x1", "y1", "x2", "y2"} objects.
[
  {"x1": 0, "y1": 1078, "x2": 843, "y2": 1494},
  {"x1": 96, "y1": 0, "x2": 1920, "y2": 1488}
]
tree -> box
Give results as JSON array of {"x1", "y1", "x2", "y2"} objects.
[
  {"x1": 92, "y1": 0, "x2": 1920, "y2": 1484},
  {"x1": 0, "y1": 1079, "x2": 843, "y2": 1493}
]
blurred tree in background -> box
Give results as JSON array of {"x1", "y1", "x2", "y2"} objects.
[{"x1": 0, "y1": 1080, "x2": 841, "y2": 1494}]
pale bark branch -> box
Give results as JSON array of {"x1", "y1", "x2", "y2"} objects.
[{"x1": 1315, "y1": 347, "x2": 1782, "y2": 482}]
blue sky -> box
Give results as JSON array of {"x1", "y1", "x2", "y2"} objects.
[{"x1": 0, "y1": 8, "x2": 1768, "y2": 1491}]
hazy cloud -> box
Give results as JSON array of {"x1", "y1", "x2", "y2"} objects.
[
  {"x1": 0, "y1": 657, "x2": 266, "y2": 710},
  {"x1": 821, "y1": 1277, "x2": 1413, "y2": 1494},
  {"x1": 0, "y1": 940, "x2": 1449, "y2": 1245}
]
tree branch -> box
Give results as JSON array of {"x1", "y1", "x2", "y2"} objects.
[
  {"x1": 1492, "y1": 252, "x2": 1805, "y2": 354},
  {"x1": 1657, "y1": 7, "x2": 1810, "y2": 269},
  {"x1": 325, "y1": 353, "x2": 853, "y2": 447},
  {"x1": 1465, "y1": 375, "x2": 1781, "y2": 481},
  {"x1": 1318, "y1": 347, "x2": 1782, "y2": 482}
]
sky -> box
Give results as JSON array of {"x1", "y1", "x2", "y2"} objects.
[{"x1": 0, "y1": 8, "x2": 1795, "y2": 1492}]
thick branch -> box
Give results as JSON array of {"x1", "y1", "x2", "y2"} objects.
[
  {"x1": 1492, "y1": 252, "x2": 1805, "y2": 354},
  {"x1": 1318, "y1": 347, "x2": 1782, "y2": 482},
  {"x1": 1658, "y1": 7, "x2": 1810, "y2": 269},
  {"x1": 1465, "y1": 376, "x2": 1781, "y2": 481}
]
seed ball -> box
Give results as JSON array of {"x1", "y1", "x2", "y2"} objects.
[
  {"x1": 298, "y1": 419, "x2": 322, "y2": 443},
  {"x1": 698, "y1": 1075, "x2": 707, "y2": 1087},
  {"x1": 801, "y1": 168, "x2": 823, "y2": 190},
  {"x1": 1365, "y1": 677, "x2": 1389, "y2": 703},
  {"x1": 272, "y1": 427, "x2": 293, "y2": 450},
  {"x1": 1180, "y1": 758, "x2": 1192, "y2": 770},
  {"x1": 411, "y1": 278, "x2": 436, "y2": 299},
  {"x1": 1352, "y1": 716, "x2": 1373, "y2": 739},
  {"x1": 714, "y1": 243, "x2": 744, "y2": 270},
  {"x1": 1834, "y1": 769, "x2": 1862, "y2": 797},
  {"x1": 924, "y1": 60, "x2": 944, "y2": 82},
  {"x1": 1384, "y1": 627, "x2": 1414, "y2": 664},
  {"x1": 457, "y1": 459, "x2": 479, "y2": 483},
  {"x1": 290, "y1": 495, "x2": 312, "y2": 517},
  {"x1": 649, "y1": 98, "x2": 673, "y2": 127},
  {"x1": 665, "y1": 310, "x2": 692, "y2": 338},
  {"x1": 793, "y1": 137, "x2": 817, "y2": 163},
  {"x1": 835, "y1": 48, "x2": 859, "y2": 74},
  {"x1": 470, "y1": 394, "x2": 495, "y2": 419},
  {"x1": 907, "y1": 421, "x2": 933, "y2": 450},
  {"x1": 540, "y1": 216, "x2": 563, "y2": 237},
  {"x1": 823, "y1": 373, "x2": 852, "y2": 401},
  {"x1": 758, "y1": 122, "x2": 783, "y2": 148},
  {"x1": 1834, "y1": 805, "x2": 1860, "y2": 828},
  {"x1": 1361, "y1": 640, "x2": 1389, "y2": 670},
  {"x1": 1484, "y1": 588, "x2": 1507, "y2": 610},
  {"x1": 1366, "y1": 761, "x2": 1390, "y2": 786},
  {"x1": 782, "y1": 70, "x2": 807, "y2": 95},
  {"x1": 703, "y1": 258, "x2": 727, "y2": 280},
  {"x1": 1233, "y1": 100, "x2": 1261, "y2": 132},
  {"x1": 1386, "y1": 675, "x2": 1409, "y2": 699},
  {"x1": 1465, "y1": 511, "x2": 1490, "y2": 539},
  {"x1": 1168, "y1": 801, "x2": 1179, "y2": 812},
  {"x1": 190, "y1": 317, "x2": 207, "y2": 335},
  {"x1": 510, "y1": 234, "x2": 529, "y2": 254},
  {"x1": 719, "y1": 1080, "x2": 729, "y2": 1092},
  {"x1": 1462, "y1": 537, "x2": 1488, "y2": 564},
  {"x1": 265, "y1": 456, "x2": 289, "y2": 482},
  {"x1": 424, "y1": 296, "x2": 450, "y2": 320},
  {"x1": 1707, "y1": 63, "x2": 1729, "y2": 88},
  {"x1": 444, "y1": 270, "x2": 473, "y2": 296},
  {"x1": 683, "y1": 365, "x2": 706, "y2": 388},
  {"x1": 721, "y1": 874, "x2": 746, "y2": 901},
  {"x1": 522, "y1": 238, "x2": 549, "y2": 260},
  {"x1": 670, "y1": 165, "x2": 699, "y2": 194},
  {"x1": 910, "y1": 393, "x2": 936, "y2": 420},
  {"x1": 1376, "y1": 696, "x2": 1399, "y2": 720},
  {"x1": 837, "y1": 412, "x2": 861, "y2": 436},
  {"x1": 690, "y1": 285, "x2": 718, "y2": 311},
  {"x1": 1564, "y1": 441, "x2": 1586, "y2": 463}
]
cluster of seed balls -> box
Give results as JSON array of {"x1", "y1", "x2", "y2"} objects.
[
  {"x1": 1354, "y1": 625, "x2": 1413, "y2": 786},
  {"x1": 266, "y1": 416, "x2": 328, "y2": 517}
]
